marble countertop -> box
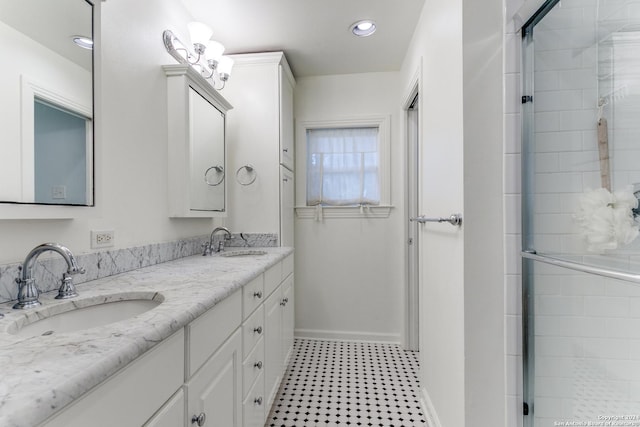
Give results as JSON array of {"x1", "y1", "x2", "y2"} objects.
[{"x1": 0, "y1": 247, "x2": 293, "y2": 427}]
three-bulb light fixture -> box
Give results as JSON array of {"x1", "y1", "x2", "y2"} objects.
[{"x1": 163, "y1": 22, "x2": 234, "y2": 89}]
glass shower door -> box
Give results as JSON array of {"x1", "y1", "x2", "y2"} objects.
[{"x1": 522, "y1": 1, "x2": 640, "y2": 426}]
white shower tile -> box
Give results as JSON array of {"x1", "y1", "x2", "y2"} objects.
[
  {"x1": 504, "y1": 113, "x2": 522, "y2": 154},
  {"x1": 505, "y1": 73, "x2": 521, "y2": 114}
]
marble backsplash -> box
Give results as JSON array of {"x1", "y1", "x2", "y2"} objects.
[{"x1": 0, "y1": 233, "x2": 278, "y2": 303}]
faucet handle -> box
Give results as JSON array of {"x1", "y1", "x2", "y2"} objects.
[
  {"x1": 202, "y1": 242, "x2": 212, "y2": 256},
  {"x1": 71, "y1": 266, "x2": 86, "y2": 275},
  {"x1": 56, "y1": 273, "x2": 78, "y2": 300}
]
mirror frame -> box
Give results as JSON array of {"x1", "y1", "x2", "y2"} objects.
[{"x1": 0, "y1": 0, "x2": 100, "y2": 219}]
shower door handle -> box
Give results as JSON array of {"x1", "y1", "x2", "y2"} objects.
[
  {"x1": 522, "y1": 250, "x2": 640, "y2": 284},
  {"x1": 410, "y1": 213, "x2": 462, "y2": 227}
]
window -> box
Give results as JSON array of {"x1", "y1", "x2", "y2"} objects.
[
  {"x1": 296, "y1": 116, "x2": 391, "y2": 219},
  {"x1": 306, "y1": 127, "x2": 380, "y2": 206}
]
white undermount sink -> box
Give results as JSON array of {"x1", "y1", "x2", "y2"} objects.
[
  {"x1": 7, "y1": 297, "x2": 162, "y2": 338},
  {"x1": 218, "y1": 249, "x2": 267, "y2": 257}
]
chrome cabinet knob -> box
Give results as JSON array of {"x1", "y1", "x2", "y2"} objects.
[
  {"x1": 253, "y1": 326, "x2": 263, "y2": 334},
  {"x1": 280, "y1": 297, "x2": 289, "y2": 306},
  {"x1": 254, "y1": 361, "x2": 263, "y2": 369},
  {"x1": 254, "y1": 396, "x2": 263, "y2": 405},
  {"x1": 253, "y1": 291, "x2": 263, "y2": 299},
  {"x1": 192, "y1": 412, "x2": 206, "y2": 426}
]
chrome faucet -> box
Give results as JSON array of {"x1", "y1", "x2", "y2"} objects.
[
  {"x1": 13, "y1": 243, "x2": 86, "y2": 309},
  {"x1": 202, "y1": 227, "x2": 232, "y2": 255}
]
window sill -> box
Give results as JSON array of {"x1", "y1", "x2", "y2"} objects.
[{"x1": 295, "y1": 205, "x2": 394, "y2": 219}]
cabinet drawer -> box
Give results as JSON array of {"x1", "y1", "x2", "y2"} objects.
[
  {"x1": 264, "y1": 262, "x2": 282, "y2": 297},
  {"x1": 243, "y1": 336, "x2": 265, "y2": 397},
  {"x1": 242, "y1": 274, "x2": 264, "y2": 320},
  {"x1": 188, "y1": 290, "x2": 242, "y2": 377},
  {"x1": 243, "y1": 304, "x2": 264, "y2": 359},
  {"x1": 243, "y1": 372, "x2": 265, "y2": 427},
  {"x1": 42, "y1": 330, "x2": 184, "y2": 427}
]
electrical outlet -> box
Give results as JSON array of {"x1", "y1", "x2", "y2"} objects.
[
  {"x1": 52, "y1": 185, "x2": 66, "y2": 200},
  {"x1": 91, "y1": 230, "x2": 115, "y2": 249}
]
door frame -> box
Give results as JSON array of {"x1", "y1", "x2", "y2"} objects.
[{"x1": 402, "y1": 63, "x2": 422, "y2": 351}]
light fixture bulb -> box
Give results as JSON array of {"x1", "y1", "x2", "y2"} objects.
[
  {"x1": 187, "y1": 22, "x2": 213, "y2": 54},
  {"x1": 217, "y1": 56, "x2": 234, "y2": 80},
  {"x1": 206, "y1": 40, "x2": 225, "y2": 65},
  {"x1": 350, "y1": 20, "x2": 377, "y2": 37}
]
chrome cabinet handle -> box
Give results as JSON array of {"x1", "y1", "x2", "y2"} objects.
[
  {"x1": 253, "y1": 326, "x2": 263, "y2": 334},
  {"x1": 282, "y1": 148, "x2": 289, "y2": 153},
  {"x1": 192, "y1": 412, "x2": 206, "y2": 426},
  {"x1": 254, "y1": 361, "x2": 263, "y2": 369},
  {"x1": 410, "y1": 213, "x2": 462, "y2": 226},
  {"x1": 253, "y1": 290, "x2": 263, "y2": 299},
  {"x1": 280, "y1": 297, "x2": 289, "y2": 306},
  {"x1": 254, "y1": 396, "x2": 263, "y2": 405}
]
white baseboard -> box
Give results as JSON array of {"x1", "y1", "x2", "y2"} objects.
[
  {"x1": 420, "y1": 386, "x2": 443, "y2": 427},
  {"x1": 294, "y1": 328, "x2": 401, "y2": 344}
]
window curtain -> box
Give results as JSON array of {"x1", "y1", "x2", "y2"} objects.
[{"x1": 306, "y1": 127, "x2": 380, "y2": 206}]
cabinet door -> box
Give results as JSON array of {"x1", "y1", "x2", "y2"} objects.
[
  {"x1": 280, "y1": 167, "x2": 294, "y2": 247},
  {"x1": 279, "y1": 65, "x2": 294, "y2": 170},
  {"x1": 281, "y1": 274, "x2": 295, "y2": 369},
  {"x1": 264, "y1": 287, "x2": 283, "y2": 410},
  {"x1": 143, "y1": 389, "x2": 185, "y2": 427},
  {"x1": 187, "y1": 328, "x2": 242, "y2": 427}
]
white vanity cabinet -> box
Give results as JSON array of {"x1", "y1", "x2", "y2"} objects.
[
  {"x1": 223, "y1": 52, "x2": 295, "y2": 246},
  {"x1": 38, "y1": 254, "x2": 293, "y2": 427}
]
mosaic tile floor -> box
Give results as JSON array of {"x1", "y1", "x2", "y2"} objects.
[{"x1": 266, "y1": 339, "x2": 428, "y2": 427}]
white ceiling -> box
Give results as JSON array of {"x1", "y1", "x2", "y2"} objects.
[
  {"x1": 180, "y1": 0, "x2": 426, "y2": 77},
  {"x1": 0, "y1": 0, "x2": 92, "y2": 70}
]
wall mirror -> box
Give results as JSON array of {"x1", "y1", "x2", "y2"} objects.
[{"x1": 0, "y1": 0, "x2": 94, "y2": 207}]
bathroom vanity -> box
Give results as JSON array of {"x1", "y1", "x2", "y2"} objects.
[{"x1": 0, "y1": 248, "x2": 293, "y2": 427}]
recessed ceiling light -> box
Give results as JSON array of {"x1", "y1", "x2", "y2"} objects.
[
  {"x1": 350, "y1": 20, "x2": 377, "y2": 37},
  {"x1": 71, "y1": 35, "x2": 93, "y2": 50}
]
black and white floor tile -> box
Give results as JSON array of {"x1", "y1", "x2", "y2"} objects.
[{"x1": 266, "y1": 339, "x2": 428, "y2": 427}]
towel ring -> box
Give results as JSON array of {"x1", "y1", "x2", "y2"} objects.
[
  {"x1": 204, "y1": 165, "x2": 225, "y2": 186},
  {"x1": 236, "y1": 164, "x2": 257, "y2": 186}
]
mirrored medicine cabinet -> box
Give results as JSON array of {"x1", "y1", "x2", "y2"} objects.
[
  {"x1": 0, "y1": 0, "x2": 96, "y2": 219},
  {"x1": 163, "y1": 64, "x2": 233, "y2": 217}
]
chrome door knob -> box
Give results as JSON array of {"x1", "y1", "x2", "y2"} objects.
[{"x1": 192, "y1": 412, "x2": 206, "y2": 426}]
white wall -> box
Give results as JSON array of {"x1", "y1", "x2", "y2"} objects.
[
  {"x1": 399, "y1": 0, "x2": 506, "y2": 425},
  {"x1": 0, "y1": 0, "x2": 221, "y2": 265},
  {"x1": 398, "y1": 1, "x2": 466, "y2": 425},
  {"x1": 504, "y1": 1, "x2": 526, "y2": 426},
  {"x1": 293, "y1": 72, "x2": 405, "y2": 343}
]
